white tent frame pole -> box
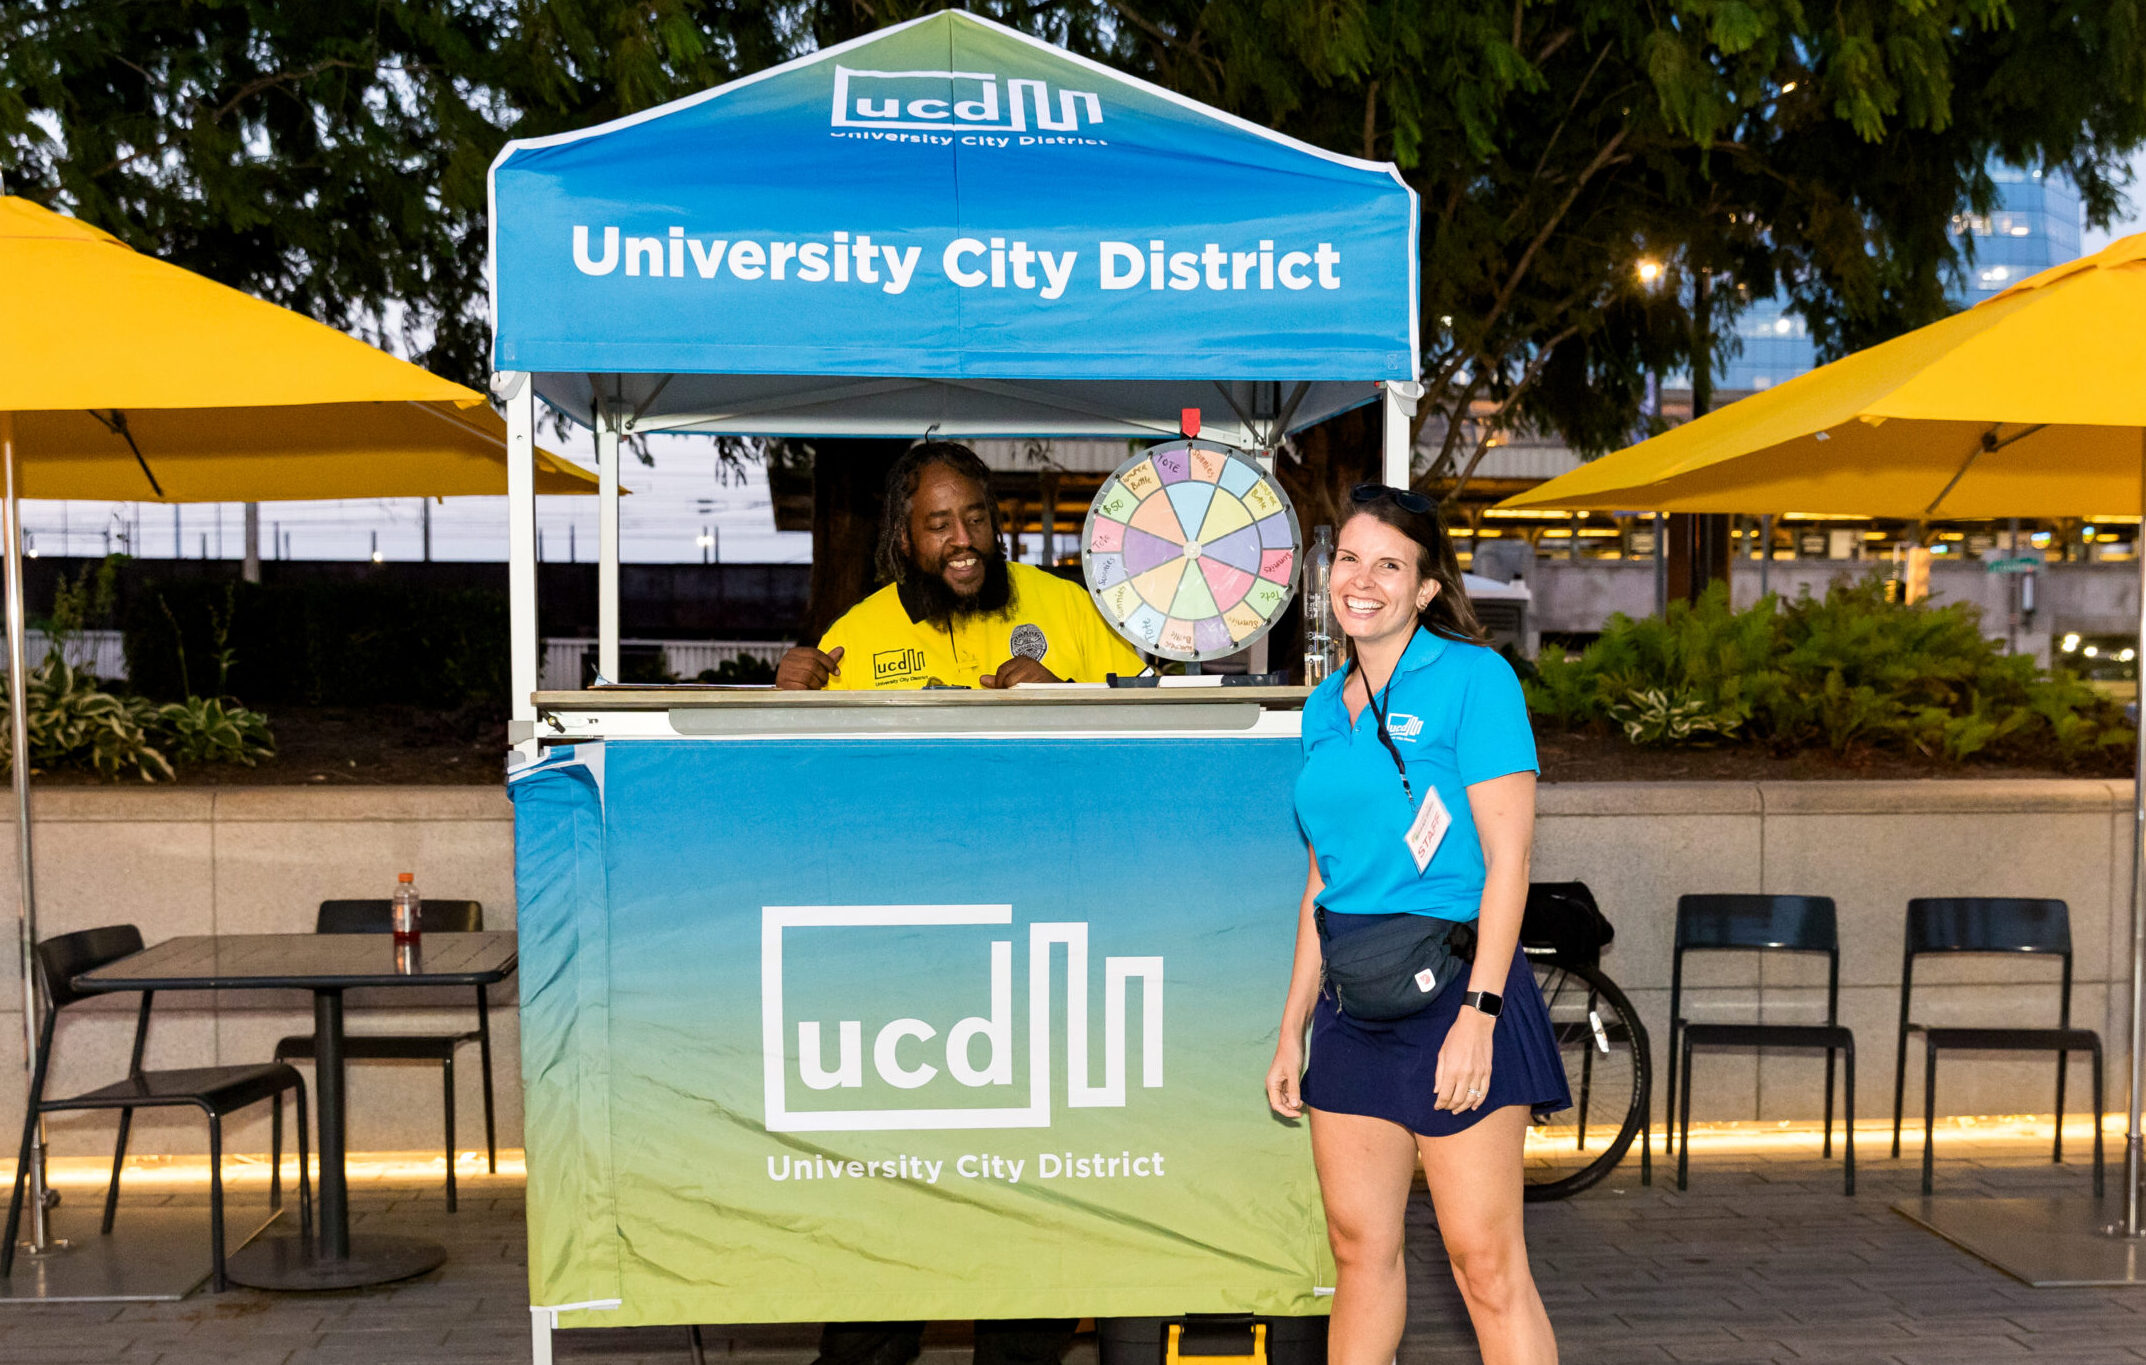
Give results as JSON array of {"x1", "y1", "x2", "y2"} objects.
[
  {"x1": 499, "y1": 373, "x2": 540, "y2": 766},
  {"x1": 1380, "y1": 382, "x2": 1420, "y2": 487},
  {"x1": 596, "y1": 407, "x2": 621, "y2": 684},
  {"x1": 2128, "y1": 427, "x2": 2146, "y2": 1238},
  {"x1": 2, "y1": 413, "x2": 51, "y2": 1253}
]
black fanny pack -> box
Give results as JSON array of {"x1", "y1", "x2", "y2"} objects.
[{"x1": 1316, "y1": 907, "x2": 1476, "y2": 1022}]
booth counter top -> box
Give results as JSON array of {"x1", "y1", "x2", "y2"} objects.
[
  {"x1": 533, "y1": 684, "x2": 1311, "y2": 709},
  {"x1": 532, "y1": 684, "x2": 1312, "y2": 741}
]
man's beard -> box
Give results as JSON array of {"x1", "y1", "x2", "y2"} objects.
[{"x1": 902, "y1": 550, "x2": 1012, "y2": 624}]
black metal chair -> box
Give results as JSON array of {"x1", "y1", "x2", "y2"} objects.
[
  {"x1": 1668, "y1": 894, "x2": 1855, "y2": 1194},
  {"x1": 3, "y1": 925, "x2": 311, "y2": 1291},
  {"x1": 1891, "y1": 897, "x2": 2104, "y2": 1197},
  {"x1": 272, "y1": 899, "x2": 495, "y2": 1210}
]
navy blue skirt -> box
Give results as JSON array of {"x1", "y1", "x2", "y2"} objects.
[{"x1": 1301, "y1": 912, "x2": 1571, "y2": 1137}]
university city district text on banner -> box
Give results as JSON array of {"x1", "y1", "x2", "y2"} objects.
[
  {"x1": 570, "y1": 227, "x2": 1349, "y2": 301},
  {"x1": 508, "y1": 736, "x2": 1335, "y2": 1328}
]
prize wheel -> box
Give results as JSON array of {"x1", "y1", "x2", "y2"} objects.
[{"x1": 1081, "y1": 438, "x2": 1301, "y2": 663}]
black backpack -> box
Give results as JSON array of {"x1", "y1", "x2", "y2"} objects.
[{"x1": 1520, "y1": 881, "x2": 1615, "y2": 968}]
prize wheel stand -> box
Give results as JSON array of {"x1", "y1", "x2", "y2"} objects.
[{"x1": 1081, "y1": 437, "x2": 1302, "y2": 672}]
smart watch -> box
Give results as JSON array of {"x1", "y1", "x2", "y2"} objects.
[{"x1": 1462, "y1": 990, "x2": 1504, "y2": 1019}]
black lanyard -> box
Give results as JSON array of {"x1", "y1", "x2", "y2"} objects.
[{"x1": 1355, "y1": 661, "x2": 1414, "y2": 806}]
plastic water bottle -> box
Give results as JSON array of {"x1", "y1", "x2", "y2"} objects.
[
  {"x1": 392, "y1": 872, "x2": 422, "y2": 946},
  {"x1": 1303, "y1": 525, "x2": 1340, "y2": 684}
]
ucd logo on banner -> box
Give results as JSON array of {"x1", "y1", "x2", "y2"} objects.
[
  {"x1": 831, "y1": 66, "x2": 1104, "y2": 134},
  {"x1": 762, "y1": 904, "x2": 1162, "y2": 1132}
]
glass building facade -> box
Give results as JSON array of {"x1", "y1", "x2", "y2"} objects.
[{"x1": 1716, "y1": 165, "x2": 2083, "y2": 392}]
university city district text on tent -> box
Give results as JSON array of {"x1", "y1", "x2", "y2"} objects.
[{"x1": 571, "y1": 227, "x2": 1347, "y2": 300}]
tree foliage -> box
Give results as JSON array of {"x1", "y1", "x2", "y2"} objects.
[
  {"x1": 0, "y1": 1, "x2": 805, "y2": 380},
  {"x1": 1089, "y1": 1, "x2": 2146, "y2": 489}
]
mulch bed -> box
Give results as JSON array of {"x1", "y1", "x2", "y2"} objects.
[
  {"x1": 1533, "y1": 722, "x2": 2131, "y2": 783},
  {"x1": 32, "y1": 705, "x2": 507, "y2": 787}
]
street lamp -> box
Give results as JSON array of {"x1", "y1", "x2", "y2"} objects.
[{"x1": 1637, "y1": 256, "x2": 1668, "y2": 612}]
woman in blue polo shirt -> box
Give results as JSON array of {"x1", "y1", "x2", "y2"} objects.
[{"x1": 1265, "y1": 486, "x2": 1565, "y2": 1364}]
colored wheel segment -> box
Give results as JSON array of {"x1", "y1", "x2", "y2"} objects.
[{"x1": 1080, "y1": 438, "x2": 1303, "y2": 664}]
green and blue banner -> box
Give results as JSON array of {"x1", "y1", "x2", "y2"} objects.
[{"x1": 510, "y1": 735, "x2": 1331, "y2": 1328}]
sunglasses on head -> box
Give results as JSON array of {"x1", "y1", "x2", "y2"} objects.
[{"x1": 1350, "y1": 482, "x2": 1434, "y2": 515}]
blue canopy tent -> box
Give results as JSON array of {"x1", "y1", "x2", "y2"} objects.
[{"x1": 487, "y1": 9, "x2": 1421, "y2": 737}]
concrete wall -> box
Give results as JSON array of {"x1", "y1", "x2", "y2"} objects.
[
  {"x1": 1536, "y1": 779, "x2": 2136, "y2": 1129},
  {"x1": 0, "y1": 781, "x2": 2131, "y2": 1163}
]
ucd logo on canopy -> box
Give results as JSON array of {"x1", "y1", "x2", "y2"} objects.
[
  {"x1": 762, "y1": 904, "x2": 1162, "y2": 1132},
  {"x1": 831, "y1": 66, "x2": 1104, "y2": 134}
]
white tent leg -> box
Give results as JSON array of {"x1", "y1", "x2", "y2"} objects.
[
  {"x1": 596, "y1": 416, "x2": 621, "y2": 684},
  {"x1": 499, "y1": 373, "x2": 540, "y2": 766},
  {"x1": 1379, "y1": 384, "x2": 1411, "y2": 487},
  {"x1": 531, "y1": 1307, "x2": 555, "y2": 1365},
  {"x1": 2, "y1": 413, "x2": 51, "y2": 1255}
]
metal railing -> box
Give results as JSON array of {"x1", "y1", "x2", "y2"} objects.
[{"x1": 0, "y1": 629, "x2": 128, "y2": 681}]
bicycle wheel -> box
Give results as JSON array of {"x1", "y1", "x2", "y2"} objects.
[{"x1": 1522, "y1": 956, "x2": 1651, "y2": 1202}]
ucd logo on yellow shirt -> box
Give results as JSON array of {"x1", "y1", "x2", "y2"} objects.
[{"x1": 873, "y1": 648, "x2": 927, "y2": 684}]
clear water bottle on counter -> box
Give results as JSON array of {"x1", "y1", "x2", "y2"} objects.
[
  {"x1": 1303, "y1": 525, "x2": 1340, "y2": 684},
  {"x1": 392, "y1": 872, "x2": 422, "y2": 946}
]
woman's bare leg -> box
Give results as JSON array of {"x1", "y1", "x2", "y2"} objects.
[
  {"x1": 1309, "y1": 1106, "x2": 1419, "y2": 1365},
  {"x1": 1416, "y1": 1105, "x2": 1556, "y2": 1365}
]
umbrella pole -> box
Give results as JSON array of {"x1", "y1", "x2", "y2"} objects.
[
  {"x1": 2130, "y1": 431, "x2": 2146, "y2": 1238},
  {"x1": 0, "y1": 415, "x2": 51, "y2": 1256}
]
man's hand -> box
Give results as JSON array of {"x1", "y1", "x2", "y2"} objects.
[
  {"x1": 776, "y1": 645, "x2": 843, "y2": 691},
  {"x1": 980, "y1": 656, "x2": 1060, "y2": 688}
]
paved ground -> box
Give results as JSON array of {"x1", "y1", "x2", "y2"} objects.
[{"x1": 0, "y1": 1131, "x2": 2140, "y2": 1364}]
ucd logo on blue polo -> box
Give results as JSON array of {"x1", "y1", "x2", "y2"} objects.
[
  {"x1": 763, "y1": 904, "x2": 1163, "y2": 1132},
  {"x1": 1386, "y1": 712, "x2": 1424, "y2": 741},
  {"x1": 831, "y1": 66, "x2": 1104, "y2": 134}
]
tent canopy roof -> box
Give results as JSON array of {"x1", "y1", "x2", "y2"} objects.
[{"x1": 489, "y1": 10, "x2": 1419, "y2": 445}]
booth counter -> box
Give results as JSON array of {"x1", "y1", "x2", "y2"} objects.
[{"x1": 509, "y1": 688, "x2": 1333, "y2": 1334}]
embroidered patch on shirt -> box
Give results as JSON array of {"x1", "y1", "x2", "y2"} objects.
[{"x1": 1009, "y1": 623, "x2": 1049, "y2": 660}]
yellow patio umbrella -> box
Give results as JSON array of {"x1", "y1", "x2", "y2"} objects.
[
  {"x1": 0, "y1": 194, "x2": 598, "y2": 1276},
  {"x1": 1498, "y1": 234, "x2": 2146, "y2": 520},
  {"x1": 1498, "y1": 232, "x2": 2146, "y2": 1272},
  {"x1": 1, "y1": 196, "x2": 596, "y2": 495}
]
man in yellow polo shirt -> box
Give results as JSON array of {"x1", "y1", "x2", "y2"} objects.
[{"x1": 776, "y1": 441, "x2": 1145, "y2": 691}]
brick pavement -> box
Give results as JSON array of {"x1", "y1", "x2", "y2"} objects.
[{"x1": 0, "y1": 1131, "x2": 2139, "y2": 1364}]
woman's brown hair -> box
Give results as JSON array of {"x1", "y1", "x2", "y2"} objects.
[{"x1": 1342, "y1": 487, "x2": 1487, "y2": 645}]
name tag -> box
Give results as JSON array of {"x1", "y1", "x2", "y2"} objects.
[{"x1": 1403, "y1": 785, "x2": 1450, "y2": 875}]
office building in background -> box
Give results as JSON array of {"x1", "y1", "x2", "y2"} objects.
[{"x1": 1721, "y1": 163, "x2": 2083, "y2": 392}]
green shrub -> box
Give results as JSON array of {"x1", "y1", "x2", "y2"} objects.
[
  {"x1": 0, "y1": 656, "x2": 172, "y2": 781},
  {"x1": 154, "y1": 696, "x2": 275, "y2": 767},
  {"x1": 1529, "y1": 577, "x2": 2132, "y2": 767}
]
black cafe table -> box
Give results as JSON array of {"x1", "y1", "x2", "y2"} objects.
[{"x1": 73, "y1": 931, "x2": 518, "y2": 1291}]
